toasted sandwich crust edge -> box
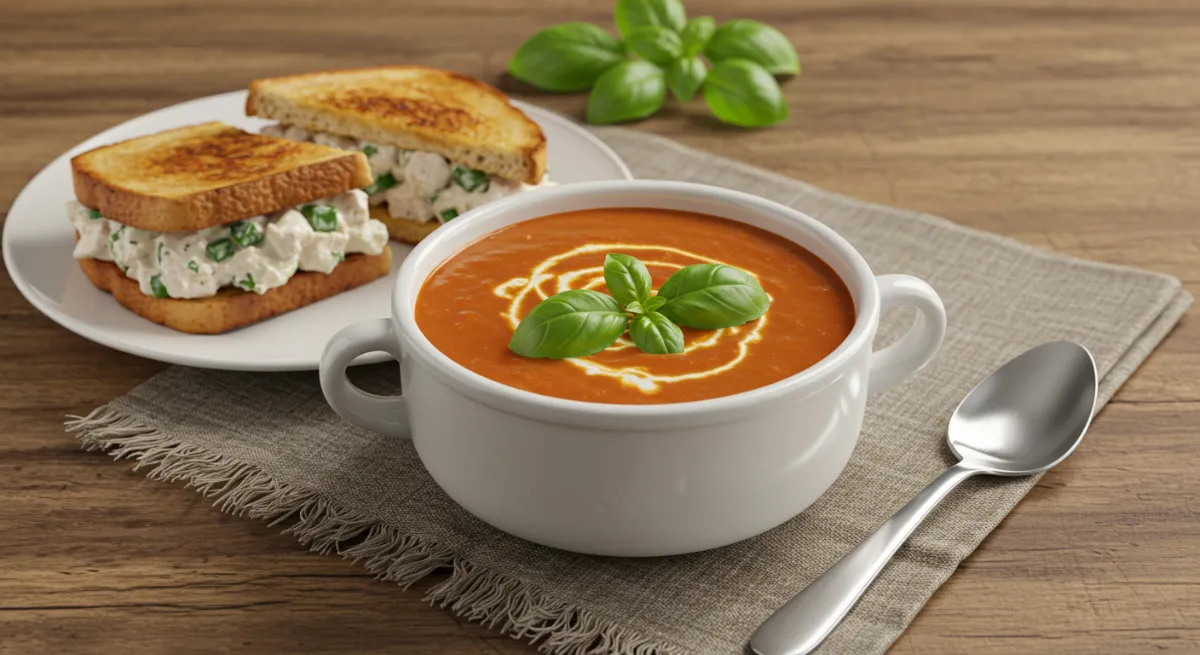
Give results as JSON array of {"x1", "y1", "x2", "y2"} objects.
[
  {"x1": 245, "y1": 65, "x2": 548, "y2": 185},
  {"x1": 76, "y1": 249, "x2": 392, "y2": 334},
  {"x1": 72, "y1": 153, "x2": 373, "y2": 233}
]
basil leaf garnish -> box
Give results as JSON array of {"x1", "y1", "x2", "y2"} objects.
[
  {"x1": 614, "y1": 0, "x2": 686, "y2": 39},
  {"x1": 666, "y1": 55, "x2": 707, "y2": 102},
  {"x1": 643, "y1": 295, "x2": 667, "y2": 312},
  {"x1": 630, "y1": 311, "x2": 684, "y2": 355},
  {"x1": 657, "y1": 263, "x2": 770, "y2": 329},
  {"x1": 508, "y1": 22, "x2": 625, "y2": 92},
  {"x1": 509, "y1": 289, "x2": 629, "y2": 359},
  {"x1": 704, "y1": 19, "x2": 800, "y2": 75},
  {"x1": 626, "y1": 25, "x2": 682, "y2": 66},
  {"x1": 603, "y1": 253, "x2": 652, "y2": 307},
  {"x1": 625, "y1": 300, "x2": 645, "y2": 314},
  {"x1": 680, "y1": 16, "x2": 716, "y2": 57},
  {"x1": 703, "y1": 58, "x2": 788, "y2": 128},
  {"x1": 587, "y1": 60, "x2": 667, "y2": 124}
]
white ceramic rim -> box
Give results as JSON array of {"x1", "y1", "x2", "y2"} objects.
[{"x1": 392, "y1": 180, "x2": 880, "y2": 430}]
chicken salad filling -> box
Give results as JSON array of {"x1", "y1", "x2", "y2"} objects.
[{"x1": 68, "y1": 190, "x2": 389, "y2": 299}]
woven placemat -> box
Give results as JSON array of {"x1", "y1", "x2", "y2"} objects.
[{"x1": 68, "y1": 127, "x2": 1191, "y2": 655}]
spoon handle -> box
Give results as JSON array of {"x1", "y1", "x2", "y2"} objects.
[{"x1": 749, "y1": 463, "x2": 981, "y2": 655}]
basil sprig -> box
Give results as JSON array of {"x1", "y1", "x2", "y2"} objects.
[
  {"x1": 507, "y1": 0, "x2": 798, "y2": 128},
  {"x1": 509, "y1": 253, "x2": 770, "y2": 359}
]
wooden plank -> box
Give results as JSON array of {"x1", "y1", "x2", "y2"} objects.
[{"x1": 1, "y1": 1, "x2": 1196, "y2": 653}]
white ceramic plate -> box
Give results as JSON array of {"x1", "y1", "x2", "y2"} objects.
[{"x1": 3, "y1": 91, "x2": 632, "y2": 371}]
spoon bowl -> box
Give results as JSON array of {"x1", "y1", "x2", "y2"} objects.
[{"x1": 949, "y1": 341, "x2": 1098, "y2": 475}]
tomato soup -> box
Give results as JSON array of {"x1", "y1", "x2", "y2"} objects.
[{"x1": 415, "y1": 208, "x2": 856, "y2": 404}]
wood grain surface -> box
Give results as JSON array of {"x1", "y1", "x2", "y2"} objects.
[{"x1": 2, "y1": 1, "x2": 1197, "y2": 653}]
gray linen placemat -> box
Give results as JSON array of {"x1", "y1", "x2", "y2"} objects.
[{"x1": 68, "y1": 128, "x2": 1192, "y2": 655}]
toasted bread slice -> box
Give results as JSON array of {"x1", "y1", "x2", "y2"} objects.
[
  {"x1": 77, "y1": 249, "x2": 392, "y2": 334},
  {"x1": 369, "y1": 206, "x2": 439, "y2": 244},
  {"x1": 246, "y1": 66, "x2": 547, "y2": 184},
  {"x1": 72, "y1": 122, "x2": 372, "y2": 232}
]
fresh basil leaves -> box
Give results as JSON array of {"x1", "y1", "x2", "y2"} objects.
[
  {"x1": 509, "y1": 253, "x2": 770, "y2": 359},
  {"x1": 705, "y1": 20, "x2": 800, "y2": 75},
  {"x1": 656, "y1": 262, "x2": 771, "y2": 329},
  {"x1": 587, "y1": 61, "x2": 666, "y2": 124},
  {"x1": 630, "y1": 311, "x2": 685, "y2": 355},
  {"x1": 507, "y1": 1, "x2": 798, "y2": 128},
  {"x1": 704, "y1": 58, "x2": 788, "y2": 128},
  {"x1": 508, "y1": 23, "x2": 625, "y2": 93},
  {"x1": 508, "y1": 289, "x2": 629, "y2": 359},
  {"x1": 603, "y1": 253, "x2": 653, "y2": 306}
]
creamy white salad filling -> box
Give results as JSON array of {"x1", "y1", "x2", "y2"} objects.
[
  {"x1": 260, "y1": 124, "x2": 554, "y2": 224},
  {"x1": 68, "y1": 190, "x2": 389, "y2": 300}
]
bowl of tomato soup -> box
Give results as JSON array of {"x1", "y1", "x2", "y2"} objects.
[{"x1": 320, "y1": 181, "x2": 947, "y2": 557}]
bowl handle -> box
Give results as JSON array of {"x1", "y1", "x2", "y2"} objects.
[
  {"x1": 319, "y1": 318, "x2": 411, "y2": 440},
  {"x1": 868, "y1": 275, "x2": 947, "y2": 395}
]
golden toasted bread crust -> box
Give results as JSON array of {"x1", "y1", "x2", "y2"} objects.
[
  {"x1": 77, "y1": 249, "x2": 392, "y2": 334},
  {"x1": 71, "y1": 122, "x2": 372, "y2": 232},
  {"x1": 246, "y1": 66, "x2": 547, "y2": 184},
  {"x1": 369, "y1": 206, "x2": 440, "y2": 244}
]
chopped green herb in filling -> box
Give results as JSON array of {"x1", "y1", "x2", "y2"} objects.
[
  {"x1": 362, "y1": 145, "x2": 378, "y2": 157},
  {"x1": 187, "y1": 260, "x2": 200, "y2": 273},
  {"x1": 149, "y1": 275, "x2": 169, "y2": 299},
  {"x1": 110, "y1": 226, "x2": 125, "y2": 242},
  {"x1": 332, "y1": 250, "x2": 345, "y2": 262},
  {"x1": 440, "y1": 208, "x2": 459, "y2": 221},
  {"x1": 300, "y1": 204, "x2": 339, "y2": 232},
  {"x1": 363, "y1": 172, "x2": 398, "y2": 195},
  {"x1": 157, "y1": 241, "x2": 164, "y2": 263},
  {"x1": 230, "y1": 221, "x2": 263, "y2": 247},
  {"x1": 88, "y1": 208, "x2": 103, "y2": 220},
  {"x1": 206, "y1": 238, "x2": 233, "y2": 262},
  {"x1": 452, "y1": 166, "x2": 489, "y2": 193},
  {"x1": 237, "y1": 274, "x2": 255, "y2": 291}
]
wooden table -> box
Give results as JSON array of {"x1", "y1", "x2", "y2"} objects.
[{"x1": 3, "y1": 1, "x2": 1196, "y2": 653}]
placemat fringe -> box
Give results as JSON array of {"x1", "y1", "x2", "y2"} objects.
[{"x1": 64, "y1": 405, "x2": 681, "y2": 655}]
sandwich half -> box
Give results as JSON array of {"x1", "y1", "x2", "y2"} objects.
[
  {"x1": 246, "y1": 66, "x2": 553, "y2": 243},
  {"x1": 68, "y1": 121, "x2": 393, "y2": 334}
]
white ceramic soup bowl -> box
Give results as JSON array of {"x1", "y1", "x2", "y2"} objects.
[{"x1": 319, "y1": 180, "x2": 946, "y2": 557}]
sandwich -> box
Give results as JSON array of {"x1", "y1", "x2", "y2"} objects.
[
  {"x1": 67, "y1": 121, "x2": 392, "y2": 334},
  {"x1": 246, "y1": 66, "x2": 553, "y2": 244}
]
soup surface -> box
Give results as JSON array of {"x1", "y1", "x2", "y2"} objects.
[{"x1": 415, "y1": 208, "x2": 856, "y2": 404}]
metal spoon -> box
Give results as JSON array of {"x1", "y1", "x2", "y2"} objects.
[{"x1": 749, "y1": 340, "x2": 1098, "y2": 655}]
